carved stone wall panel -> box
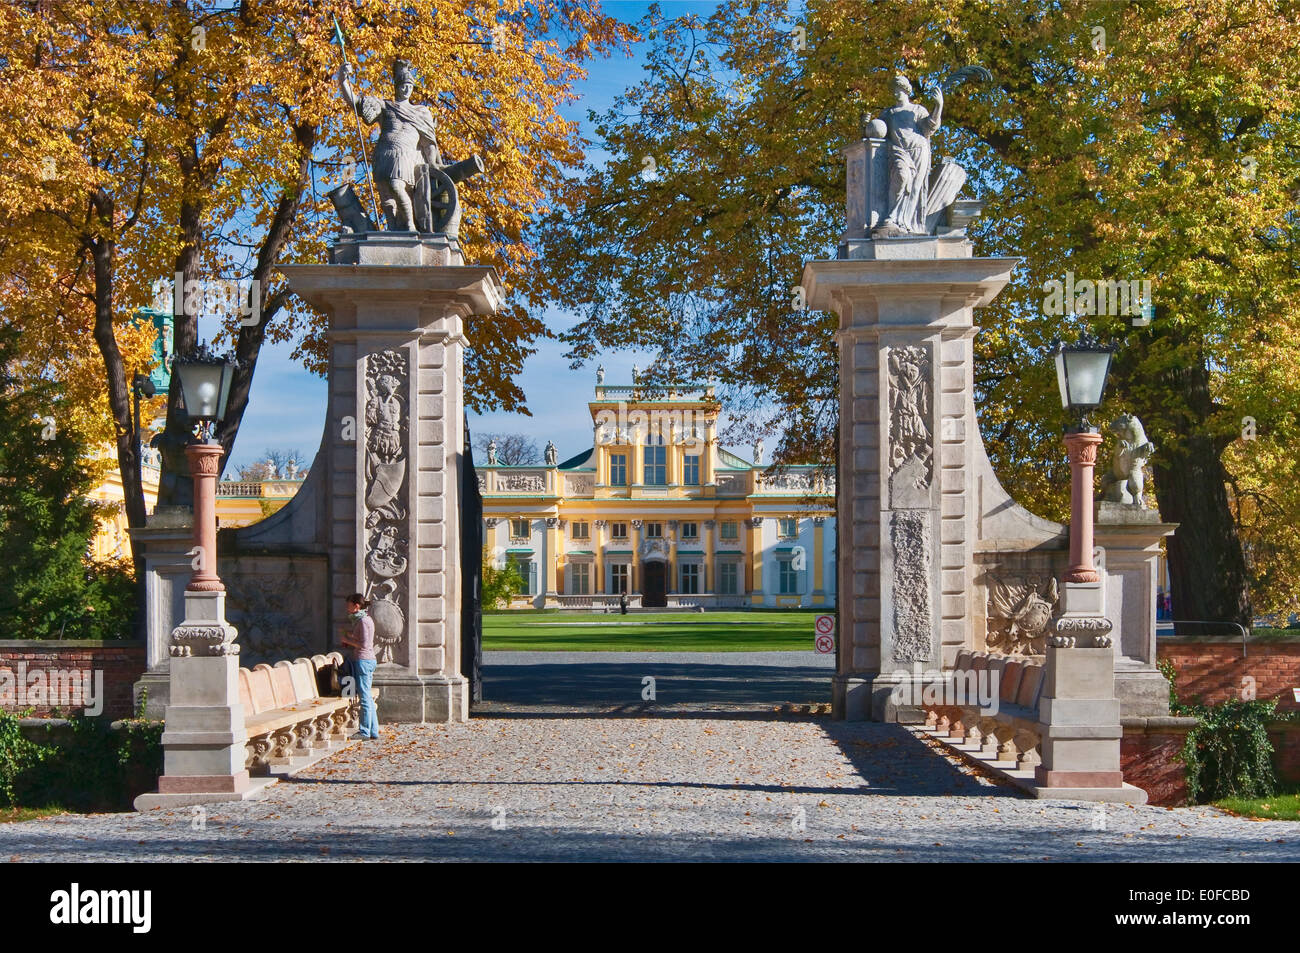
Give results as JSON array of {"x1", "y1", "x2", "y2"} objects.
[
  {"x1": 362, "y1": 348, "x2": 411, "y2": 666},
  {"x1": 890, "y1": 511, "x2": 934, "y2": 663},
  {"x1": 886, "y1": 344, "x2": 934, "y2": 510},
  {"x1": 220, "y1": 556, "x2": 329, "y2": 667},
  {"x1": 565, "y1": 475, "x2": 594, "y2": 496}
]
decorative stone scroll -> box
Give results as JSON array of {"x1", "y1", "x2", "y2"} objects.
[
  {"x1": 891, "y1": 511, "x2": 933, "y2": 663},
  {"x1": 363, "y1": 349, "x2": 410, "y2": 665},
  {"x1": 1049, "y1": 615, "x2": 1114, "y2": 649}
]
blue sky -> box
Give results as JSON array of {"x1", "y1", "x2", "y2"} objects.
[{"x1": 226, "y1": 1, "x2": 724, "y2": 472}]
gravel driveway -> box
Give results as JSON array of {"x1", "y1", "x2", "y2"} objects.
[{"x1": 3, "y1": 713, "x2": 1296, "y2": 862}]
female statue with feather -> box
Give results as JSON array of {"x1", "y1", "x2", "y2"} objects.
[{"x1": 870, "y1": 66, "x2": 991, "y2": 238}]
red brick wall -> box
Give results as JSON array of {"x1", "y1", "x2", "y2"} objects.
[
  {"x1": 0, "y1": 641, "x2": 145, "y2": 720},
  {"x1": 1122, "y1": 723, "x2": 1192, "y2": 806},
  {"x1": 1158, "y1": 638, "x2": 1300, "y2": 712}
]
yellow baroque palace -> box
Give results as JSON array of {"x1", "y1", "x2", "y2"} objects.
[{"x1": 480, "y1": 381, "x2": 838, "y2": 609}]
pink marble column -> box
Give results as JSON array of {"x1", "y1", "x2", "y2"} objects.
[
  {"x1": 1063, "y1": 431, "x2": 1103, "y2": 584},
  {"x1": 186, "y1": 442, "x2": 225, "y2": 592}
]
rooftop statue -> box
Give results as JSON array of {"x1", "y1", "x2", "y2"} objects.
[{"x1": 335, "y1": 57, "x2": 484, "y2": 238}]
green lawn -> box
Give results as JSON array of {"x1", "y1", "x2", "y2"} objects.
[
  {"x1": 1214, "y1": 791, "x2": 1300, "y2": 821},
  {"x1": 481, "y1": 610, "x2": 829, "y2": 652}
]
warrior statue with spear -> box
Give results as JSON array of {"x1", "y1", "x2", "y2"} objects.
[{"x1": 331, "y1": 23, "x2": 483, "y2": 237}]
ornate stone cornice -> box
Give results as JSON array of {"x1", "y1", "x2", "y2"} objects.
[
  {"x1": 169, "y1": 622, "x2": 239, "y2": 657},
  {"x1": 1048, "y1": 615, "x2": 1114, "y2": 648}
]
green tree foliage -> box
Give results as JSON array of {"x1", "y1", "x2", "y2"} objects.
[
  {"x1": 533, "y1": 0, "x2": 1300, "y2": 623},
  {"x1": 481, "y1": 547, "x2": 524, "y2": 609},
  {"x1": 0, "y1": 330, "x2": 136, "y2": 639}
]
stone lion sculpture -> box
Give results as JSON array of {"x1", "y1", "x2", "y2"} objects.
[{"x1": 1100, "y1": 413, "x2": 1154, "y2": 507}]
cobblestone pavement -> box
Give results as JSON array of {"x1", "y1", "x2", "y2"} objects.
[{"x1": 3, "y1": 715, "x2": 1298, "y2": 862}]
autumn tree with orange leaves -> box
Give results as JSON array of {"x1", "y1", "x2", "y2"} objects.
[{"x1": 0, "y1": 0, "x2": 632, "y2": 564}]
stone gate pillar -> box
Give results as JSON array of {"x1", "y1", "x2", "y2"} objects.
[
  {"x1": 804, "y1": 211, "x2": 1017, "y2": 720},
  {"x1": 281, "y1": 237, "x2": 502, "y2": 723}
]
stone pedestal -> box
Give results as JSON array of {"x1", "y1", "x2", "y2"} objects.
[
  {"x1": 1095, "y1": 502, "x2": 1178, "y2": 717},
  {"x1": 804, "y1": 244, "x2": 1018, "y2": 721},
  {"x1": 130, "y1": 506, "x2": 196, "y2": 718},
  {"x1": 1032, "y1": 646, "x2": 1144, "y2": 800},
  {"x1": 135, "y1": 589, "x2": 267, "y2": 809},
  {"x1": 280, "y1": 241, "x2": 503, "y2": 723}
]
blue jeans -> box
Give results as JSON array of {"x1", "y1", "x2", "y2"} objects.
[{"x1": 356, "y1": 658, "x2": 379, "y2": 738}]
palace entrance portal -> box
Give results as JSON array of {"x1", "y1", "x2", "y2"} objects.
[{"x1": 641, "y1": 561, "x2": 667, "y2": 608}]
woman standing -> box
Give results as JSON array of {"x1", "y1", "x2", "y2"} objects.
[{"x1": 341, "y1": 592, "x2": 380, "y2": 741}]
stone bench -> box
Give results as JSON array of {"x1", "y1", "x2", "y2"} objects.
[
  {"x1": 921, "y1": 650, "x2": 1046, "y2": 776},
  {"x1": 238, "y1": 653, "x2": 359, "y2": 775}
]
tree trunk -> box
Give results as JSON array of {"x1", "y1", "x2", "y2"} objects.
[
  {"x1": 87, "y1": 227, "x2": 147, "y2": 562},
  {"x1": 1146, "y1": 356, "x2": 1252, "y2": 629}
]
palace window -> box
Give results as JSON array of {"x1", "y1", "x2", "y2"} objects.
[
  {"x1": 610, "y1": 563, "x2": 629, "y2": 594},
  {"x1": 719, "y1": 561, "x2": 739, "y2": 595},
  {"x1": 778, "y1": 517, "x2": 798, "y2": 538},
  {"x1": 643, "y1": 433, "x2": 667, "y2": 486},
  {"x1": 571, "y1": 521, "x2": 590, "y2": 540},
  {"x1": 510, "y1": 518, "x2": 531, "y2": 538},
  {"x1": 680, "y1": 563, "x2": 700, "y2": 594},
  {"x1": 684, "y1": 454, "x2": 701, "y2": 485},
  {"x1": 681, "y1": 521, "x2": 698, "y2": 539},
  {"x1": 570, "y1": 562, "x2": 590, "y2": 595},
  {"x1": 645, "y1": 522, "x2": 662, "y2": 538},
  {"x1": 778, "y1": 557, "x2": 800, "y2": 595},
  {"x1": 611, "y1": 521, "x2": 628, "y2": 539},
  {"x1": 720, "y1": 520, "x2": 738, "y2": 541},
  {"x1": 610, "y1": 453, "x2": 627, "y2": 486}
]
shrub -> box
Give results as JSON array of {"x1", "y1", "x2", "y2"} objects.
[
  {"x1": 1161, "y1": 657, "x2": 1298, "y2": 803},
  {"x1": 0, "y1": 703, "x2": 162, "y2": 812}
]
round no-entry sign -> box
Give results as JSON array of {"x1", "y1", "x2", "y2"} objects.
[{"x1": 814, "y1": 614, "x2": 836, "y2": 654}]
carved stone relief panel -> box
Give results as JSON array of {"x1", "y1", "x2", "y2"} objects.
[
  {"x1": 887, "y1": 344, "x2": 934, "y2": 508},
  {"x1": 985, "y1": 572, "x2": 1059, "y2": 656},
  {"x1": 221, "y1": 557, "x2": 329, "y2": 667},
  {"x1": 363, "y1": 349, "x2": 410, "y2": 666},
  {"x1": 566, "y1": 475, "x2": 594, "y2": 496},
  {"x1": 890, "y1": 511, "x2": 933, "y2": 663}
]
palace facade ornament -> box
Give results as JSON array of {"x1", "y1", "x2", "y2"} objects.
[
  {"x1": 500, "y1": 473, "x2": 545, "y2": 493},
  {"x1": 639, "y1": 538, "x2": 671, "y2": 561},
  {"x1": 749, "y1": 516, "x2": 764, "y2": 528},
  {"x1": 484, "y1": 518, "x2": 499, "y2": 528},
  {"x1": 631, "y1": 519, "x2": 643, "y2": 529}
]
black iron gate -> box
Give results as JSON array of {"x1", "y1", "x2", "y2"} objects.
[{"x1": 460, "y1": 415, "x2": 483, "y2": 704}]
